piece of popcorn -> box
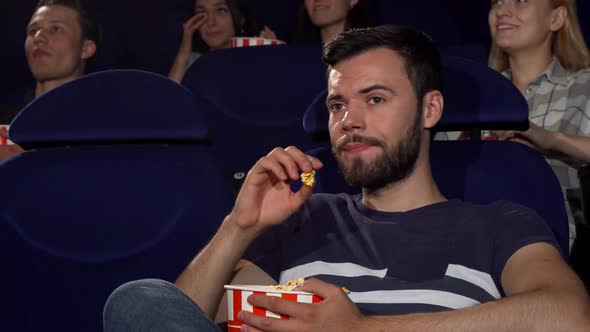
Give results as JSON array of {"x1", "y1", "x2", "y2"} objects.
[
  {"x1": 300, "y1": 170, "x2": 316, "y2": 187},
  {"x1": 267, "y1": 277, "x2": 305, "y2": 291}
]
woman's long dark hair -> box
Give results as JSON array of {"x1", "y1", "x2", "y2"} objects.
[
  {"x1": 292, "y1": 0, "x2": 375, "y2": 44},
  {"x1": 192, "y1": 0, "x2": 259, "y2": 53}
]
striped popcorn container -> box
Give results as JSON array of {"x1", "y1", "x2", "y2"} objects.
[
  {"x1": 231, "y1": 37, "x2": 285, "y2": 48},
  {"x1": 224, "y1": 285, "x2": 323, "y2": 332},
  {"x1": 0, "y1": 125, "x2": 14, "y2": 145}
]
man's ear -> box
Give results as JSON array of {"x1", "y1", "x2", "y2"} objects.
[
  {"x1": 549, "y1": 6, "x2": 567, "y2": 32},
  {"x1": 422, "y1": 90, "x2": 443, "y2": 129},
  {"x1": 81, "y1": 39, "x2": 97, "y2": 60}
]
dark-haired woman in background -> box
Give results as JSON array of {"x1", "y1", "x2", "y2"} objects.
[
  {"x1": 168, "y1": 0, "x2": 259, "y2": 83},
  {"x1": 260, "y1": 0, "x2": 375, "y2": 44}
]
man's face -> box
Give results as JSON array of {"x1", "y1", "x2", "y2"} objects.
[
  {"x1": 327, "y1": 48, "x2": 423, "y2": 190},
  {"x1": 25, "y1": 5, "x2": 91, "y2": 83}
]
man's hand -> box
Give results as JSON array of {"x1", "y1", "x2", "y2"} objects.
[
  {"x1": 229, "y1": 146, "x2": 323, "y2": 233},
  {"x1": 239, "y1": 278, "x2": 363, "y2": 332}
]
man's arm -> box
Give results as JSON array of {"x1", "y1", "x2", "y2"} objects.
[
  {"x1": 174, "y1": 146, "x2": 322, "y2": 319},
  {"x1": 175, "y1": 217, "x2": 267, "y2": 318},
  {"x1": 360, "y1": 242, "x2": 590, "y2": 331},
  {"x1": 242, "y1": 242, "x2": 590, "y2": 332}
]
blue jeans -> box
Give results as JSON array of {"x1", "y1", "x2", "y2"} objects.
[{"x1": 103, "y1": 279, "x2": 221, "y2": 332}]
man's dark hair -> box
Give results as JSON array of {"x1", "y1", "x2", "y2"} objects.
[
  {"x1": 322, "y1": 25, "x2": 443, "y2": 107},
  {"x1": 34, "y1": 0, "x2": 101, "y2": 50}
]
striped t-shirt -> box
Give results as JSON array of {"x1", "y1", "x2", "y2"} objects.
[{"x1": 245, "y1": 193, "x2": 557, "y2": 315}]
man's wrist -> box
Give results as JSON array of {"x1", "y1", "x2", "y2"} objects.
[{"x1": 223, "y1": 213, "x2": 266, "y2": 242}]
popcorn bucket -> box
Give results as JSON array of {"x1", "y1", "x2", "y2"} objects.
[
  {"x1": 0, "y1": 125, "x2": 14, "y2": 145},
  {"x1": 224, "y1": 285, "x2": 323, "y2": 332},
  {"x1": 231, "y1": 37, "x2": 285, "y2": 48}
]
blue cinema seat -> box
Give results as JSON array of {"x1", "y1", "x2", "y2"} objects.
[
  {"x1": 182, "y1": 44, "x2": 325, "y2": 190},
  {"x1": 0, "y1": 70, "x2": 234, "y2": 332},
  {"x1": 302, "y1": 55, "x2": 569, "y2": 258}
]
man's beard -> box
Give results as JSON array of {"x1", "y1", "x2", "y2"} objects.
[{"x1": 332, "y1": 113, "x2": 422, "y2": 192}]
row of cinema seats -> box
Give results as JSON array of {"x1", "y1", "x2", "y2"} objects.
[{"x1": 0, "y1": 44, "x2": 573, "y2": 331}]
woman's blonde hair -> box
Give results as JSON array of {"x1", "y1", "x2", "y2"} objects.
[{"x1": 489, "y1": 0, "x2": 590, "y2": 72}]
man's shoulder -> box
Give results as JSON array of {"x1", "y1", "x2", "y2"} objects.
[{"x1": 431, "y1": 199, "x2": 542, "y2": 226}]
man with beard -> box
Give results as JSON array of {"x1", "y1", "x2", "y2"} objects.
[
  {"x1": 103, "y1": 25, "x2": 590, "y2": 331},
  {"x1": 0, "y1": 0, "x2": 99, "y2": 161}
]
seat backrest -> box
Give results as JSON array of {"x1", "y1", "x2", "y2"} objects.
[
  {"x1": 1, "y1": 70, "x2": 234, "y2": 332},
  {"x1": 304, "y1": 56, "x2": 529, "y2": 135},
  {"x1": 182, "y1": 45, "x2": 325, "y2": 187},
  {"x1": 302, "y1": 56, "x2": 569, "y2": 258}
]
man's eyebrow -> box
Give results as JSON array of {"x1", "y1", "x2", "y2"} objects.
[
  {"x1": 325, "y1": 94, "x2": 343, "y2": 104},
  {"x1": 358, "y1": 84, "x2": 396, "y2": 95},
  {"x1": 28, "y1": 19, "x2": 67, "y2": 28}
]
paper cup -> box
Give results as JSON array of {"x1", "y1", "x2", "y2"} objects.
[
  {"x1": 224, "y1": 284, "x2": 323, "y2": 332},
  {"x1": 0, "y1": 125, "x2": 14, "y2": 145},
  {"x1": 231, "y1": 37, "x2": 285, "y2": 48}
]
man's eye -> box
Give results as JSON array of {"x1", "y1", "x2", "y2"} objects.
[
  {"x1": 217, "y1": 7, "x2": 229, "y2": 14},
  {"x1": 491, "y1": 0, "x2": 502, "y2": 5},
  {"x1": 51, "y1": 26, "x2": 63, "y2": 33},
  {"x1": 27, "y1": 28, "x2": 38, "y2": 36},
  {"x1": 368, "y1": 96, "x2": 384, "y2": 104},
  {"x1": 328, "y1": 103, "x2": 346, "y2": 113}
]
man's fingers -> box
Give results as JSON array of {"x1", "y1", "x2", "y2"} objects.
[
  {"x1": 247, "y1": 294, "x2": 310, "y2": 319},
  {"x1": 296, "y1": 278, "x2": 343, "y2": 299},
  {"x1": 292, "y1": 181, "x2": 313, "y2": 207},
  {"x1": 250, "y1": 147, "x2": 322, "y2": 186},
  {"x1": 284, "y1": 146, "x2": 322, "y2": 173},
  {"x1": 268, "y1": 148, "x2": 302, "y2": 180},
  {"x1": 252, "y1": 156, "x2": 289, "y2": 182},
  {"x1": 239, "y1": 310, "x2": 292, "y2": 332}
]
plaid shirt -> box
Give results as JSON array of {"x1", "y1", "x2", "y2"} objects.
[
  {"x1": 504, "y1": 59, "x2": 590, "y2": 246},
  {"x1": 504, "y1": 59, "x2": 590, "y2": 191}
]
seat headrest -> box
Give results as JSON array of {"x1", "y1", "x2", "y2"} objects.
[
  {"x1": 303, "y1": 55, "x2": 529, "y2": 135},
  {"x1": 10, "y1": 69, "x2": 209, "y2": 148}
]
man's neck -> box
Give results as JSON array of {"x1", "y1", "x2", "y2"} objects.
[
  {"x1": 35, "y1": 75, "x2": 79, "y2": 97},
  {"x1": 320, "y1": 21, "x2": 346, "y2": 43},
  {"x1": 360, "y1": 157, "x2": 446, "y2": 213},
  {"x1": 507, "y1": 43, "x2": 553, "y2": 92}
]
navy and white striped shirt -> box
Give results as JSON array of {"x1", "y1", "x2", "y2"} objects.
[{"x1": 245, "y1": 193, "x2": 557, "y2": 315}]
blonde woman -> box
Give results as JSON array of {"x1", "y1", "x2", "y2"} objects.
[{"x1": 489, "y1": 0, "x2": 590, "y2": 250}]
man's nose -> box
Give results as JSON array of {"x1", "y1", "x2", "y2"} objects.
[
  {"x1": 32, "y1": 29, "x2": 48, "y2": 44},
  {"x1": 340, "y1": 105, "x2": 365, "y2": 132}
]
